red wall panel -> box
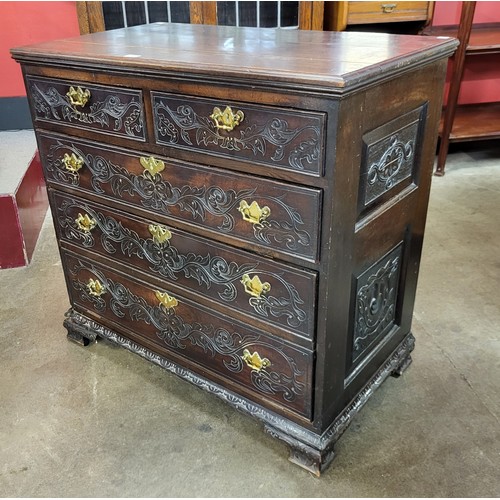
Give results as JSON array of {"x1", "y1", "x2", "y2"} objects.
[
  {"x1": 433, "y1": 1, "x2": 500, "y2": 105},
  {"x1": 1, "y1": 1, "x2": 80, "y2": 98}
]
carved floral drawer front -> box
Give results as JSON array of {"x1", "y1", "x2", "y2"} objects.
[
  {"x1": 51, "y1": 190, "x2": 317, "y2": 340},
  {"x1": 63, "y1": 250, "x2": 313, "y2": 418},
  {"x1": 26, "y1": 76, "x2": 145, "y2": 141},
  {"x1": 38, "y1": 133, "x2": 321, "y2": 261},
  {"x1": 152, "y1": 92, "x2": 325, "y2": 176}
]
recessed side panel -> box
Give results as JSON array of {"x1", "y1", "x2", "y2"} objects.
[
  {"x1": 358, "y1": 105, "x2": 427, "y2": 217},
  {"x1": 345, "y1": 242, "x2": 404, "y2": 382}
]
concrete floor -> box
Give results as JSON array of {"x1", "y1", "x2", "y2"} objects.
[{"x1": 0, "y1": 138, "x2": 499, "y2": 496}]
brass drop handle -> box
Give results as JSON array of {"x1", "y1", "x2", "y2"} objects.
[
  {"x1": 242, "y1": 349, "x2": 271, "y2": 372},
  {"x1": 75, "y1": 213, "x2": 96, "y2": 233},
  {"x1": 238, "y1": 200, "x2": 271, "y2": 225},
  {"x1": 155, "y1": 290, "x2": 178, "y2": 310},
  {"x1": 66, "y1": 86, "x2": 91, "y2": 107},
  {"x1": 87, "y1": 278, "x2": 105, "y2": 297},
  {"x1": 381, "y1": 3, "x2": 397, "y2": 13},
  {"x1": 210, "y1": 106, "x2": 244, "y2": 132},
  {"x1": 140, "y1": 156, "x2": 165, "y2": 176},
  {"x1": 241, "y1": 274, "x2": 271, "y2": 299},
  {"x1": 148, "y1": 224, "x2": 172, "y2": 244},
  {"x1": 62, "y1": 153, "x2": 84, "y2": 173}
]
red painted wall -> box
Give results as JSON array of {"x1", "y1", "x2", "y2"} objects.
[
  {"x1": 433, "y1": 1, "x2": 500, "y2": 105},
  {"x1": 1, "y1": 1, "x2": 80, "y2": 98}
]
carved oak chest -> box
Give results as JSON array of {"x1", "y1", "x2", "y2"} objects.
[{"x1": 12, "y1": 24, "x2": 456, "y2": 475}]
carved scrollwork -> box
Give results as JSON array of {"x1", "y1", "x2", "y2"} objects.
[
  {"x1": 353, "y1": 246, "x2": 402, "y2": 361},
  {"x1": 46, "y1": 141, "x2": 312, "y2": 252},
  {"x1": 30, "y1": 80, "x2": 144, "y2": 138},
  {"x1": 367, "y1": 135, "x2": 414, "y2": 191},
  {"x1": 68, "y1": 260, "x2": 305, "y2": 402},
  {"x1": 65, "y1": 308, "x2": 415, "y2": 460},
  {"x1": 154, "y1": 101, "x2": 321, "y2": 172},
  {"x1": 57, "y1": 199, "x2": 307, "y2": 327}
]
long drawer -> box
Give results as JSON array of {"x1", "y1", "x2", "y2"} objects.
[
  {"x1": 63, "y1": 250, "x2": 313, "y2": 418},
  {"x1": 26, "y1": 76, "x2": 146, "y2": 141},
  {"x1": 38, "y1": 132, "x2": 322, "y2": 262},
  {"x1": 51, "y1": 189, "x2": 317, "y2": 341},
  {"x1": 152, "y1": 92, "x2": 325, "y2": 176}
]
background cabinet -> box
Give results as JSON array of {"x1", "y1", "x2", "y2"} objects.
[
  {"x1": 77, "y1": 1, "x2": 324, "y2": 33},
  {"x1": 324, "y1": 1, "x2": 434, "y2": 32},
  {"x1": 424, "y1": 1, "x2": 500, "y2": 175}
]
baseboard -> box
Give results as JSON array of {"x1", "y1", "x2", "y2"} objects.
[{"x1": 0, "y1": 97, "x2": 32, "y2": 131}]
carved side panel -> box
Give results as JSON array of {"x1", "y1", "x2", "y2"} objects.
[
  {"x1": 359, "y1": 106, "x2": 426, "y2": 212},
  {"x1": 352, "y1": 244, "x2": 403, "y2": 364},
  {"x1": 27, "y1": 76, "x2": 145, "y2": 140},
  {"x1": 152, "y1": 93, "x2": 325, "y2": 175}
]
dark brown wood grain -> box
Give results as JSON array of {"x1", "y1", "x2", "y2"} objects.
[
  {"x1": 37, "y1": 132, "x2": 322, "y2": 263},
  {"x1": 63, "y1": 249, "x2": 313, "y2": 418},
  {"x1": 50, "y1": 189, "x2": 318, "y2": 343},
  {"x1": 13, "y1": 23, "x2": 456, "y2": 473},
  {"x1": 12, "y1": 23, "x2": 457, "y2": 92}
]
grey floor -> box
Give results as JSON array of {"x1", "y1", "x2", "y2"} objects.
[{"x1": 0, "y1": 137, "x2": 499, "y2": 497}]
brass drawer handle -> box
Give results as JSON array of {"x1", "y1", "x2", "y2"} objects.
[
  {"x1": 155, "y1": 290, "x2": 178, "y2": 310},
  {"x1": 140, "y1": 156, "x2": 165, "y2": 176},
  {"x1": 87, "y1": 278, "x2": 105, "y2": 297},
  {"x1": 75, "y1": 213, "x2": 96, "y2": 233},
  {"x1": 66, "y1": 86, "x2": 91, "y2": 107},
  {"x1": 62, "y1": 153, "x2": 84, "y2": 173},
  {"x1": 210, "y1": 106, "x2": 244, "y2": 132},
  {"x1": 148, "y1": 224, "x2": 172, "y2": 244},
  {"x1": 242, "y1": 349, "x2": 271, "y2": 372},
  {"x1": 241, "y1": 274, "x2": 271, "y2": 298},
  {"x1": 381, "y1": 3, "x2": 397, "y2": 13},
  {"x1": 238, "y1": 200, "x2": 270, "y2": 225}
]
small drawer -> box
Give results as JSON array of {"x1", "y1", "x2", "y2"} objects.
[
  {"x1": 38, "y1": 133, "x2": 321, "y2": 262},
  {"x1": 63, "y1": 250, "x2": 313, "y2": 418},
  {"x1": 26, "y1": 76, "x2": 145, "y2": 141},
  {"x1": 347, "y1": 1, "x2": 430, "y2": 24},
  {"x1": 51, "y1": 190, "x2": 317, "y2": 341},
  {"x1": 152, "y1": 92, "x2": 325, "y2": 176}
]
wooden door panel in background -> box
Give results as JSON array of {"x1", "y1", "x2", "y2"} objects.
[{"x1": 77, "y1": 1, "x2": 324, "y2": 34}]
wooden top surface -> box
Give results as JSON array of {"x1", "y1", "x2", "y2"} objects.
[{"x1": 12, "y1": 23, "x2": 458, "y2": 92}]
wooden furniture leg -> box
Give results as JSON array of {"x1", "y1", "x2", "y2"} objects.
[{"x1": 435, "y1": 1, "x2": 476, "y2": 176}]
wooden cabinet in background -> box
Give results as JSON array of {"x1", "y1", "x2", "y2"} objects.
[
  {"x1": 325, "y1": 1, "x2": 434, "y2": 31},
  {"x1": 424, "y1": 1, "x2": 500, "y2": 175}
]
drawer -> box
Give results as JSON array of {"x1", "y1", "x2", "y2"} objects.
[
  {"x1": 38, "y1": 133, "x2": 321, "y2": 262},
  {"x1": 51, "y1": 190, "x2": 317, "y2": 341},
  {"x1": 346, "y1": 1, "x2": 430, "y2": 24},
  {"x1": 63, "y1": 250, "x2": 313, "y2": 418},
  {"x1": 26, "y1": 76, "x2": 145, "y2": 141},
  {"x1": 152, "y1": 92, "x2": 325, "y2": 176}
]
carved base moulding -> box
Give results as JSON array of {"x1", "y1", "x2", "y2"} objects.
[{"x1": 63, "y1": 308, "x2": 415, "y2": 476}]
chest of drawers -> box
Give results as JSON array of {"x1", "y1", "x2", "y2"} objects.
[{"x1": 12, "y1": 24, "x2": 456, "y2": 475}]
